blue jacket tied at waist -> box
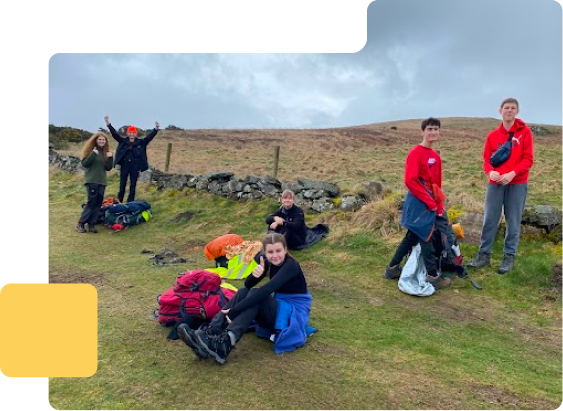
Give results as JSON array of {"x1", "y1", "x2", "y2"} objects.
[
  {"x1": 401, "y1": 191, "x2": 436, "y2": 242},
  {"x1": 256, "y1": 292, "x2": 317, "y2": 354}
]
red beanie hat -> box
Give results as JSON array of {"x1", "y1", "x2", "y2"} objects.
[{"x1": 126, "y1": 126, "x2": 138, "y2": 135}]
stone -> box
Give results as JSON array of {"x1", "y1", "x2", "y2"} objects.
[
  {"x1": 340, "y1": 196, "x2": 363, "y2": 212},
  {"x1": 522, "y1": 205, "x2": 562, "y2": 233}
]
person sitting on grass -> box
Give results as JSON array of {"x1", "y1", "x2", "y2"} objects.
[
  {"x1": 265, "y1": 190, "x2": 307, "y2": 250},
  {"x1": 178, "y1": 233, "x2": 316, "y2": 364}
]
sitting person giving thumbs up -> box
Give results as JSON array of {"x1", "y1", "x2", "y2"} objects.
[{"x1": 177, "y1": 233, "x2": 316, "y2": 364}]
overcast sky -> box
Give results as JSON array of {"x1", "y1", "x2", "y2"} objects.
[{"x1": 49, "y1": 0, "x2": 561, "y2": 131}]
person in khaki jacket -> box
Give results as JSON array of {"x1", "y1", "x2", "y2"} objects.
[{"x1": 76, "y1": 132, "x2": 113, "y2": 233}]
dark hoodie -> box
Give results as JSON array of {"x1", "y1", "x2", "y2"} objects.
[
  {"x1": 265, "y1": 204, "x2": 307, "y2": 245},
  {"x1": 483, "y1": 118, "x2": 534, "y2": 184}
]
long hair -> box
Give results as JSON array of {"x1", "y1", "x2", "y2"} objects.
[{"x1": 81, "y1": 132, "x2": 110, "y2": 161}]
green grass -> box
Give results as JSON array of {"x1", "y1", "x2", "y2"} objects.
[{"x1": 48, "y1": 166, "x2": 561, "y2": 410}]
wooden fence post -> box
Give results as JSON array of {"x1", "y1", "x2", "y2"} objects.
[
  {"x1": 165, "y1": 143, "x2": 172, "y2": 172},
  {"x1": 273, "y1": 145, "x2": 280, "y2": 179}
]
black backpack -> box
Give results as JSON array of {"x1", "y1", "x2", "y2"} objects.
[
  {"x1": 432, "y1": 215, "x2": 482, "y2": 290},
  {"x1": 432, "y1": 215, "x2": 463, "y2": 272}
]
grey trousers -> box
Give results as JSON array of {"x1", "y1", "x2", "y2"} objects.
[{"x1": 478, "y1": 183, "x2": 528, "y2": 256}]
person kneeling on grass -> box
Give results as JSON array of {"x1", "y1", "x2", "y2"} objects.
[{"x1": 178, "y1": 233, "x2": 316, "y2": 365}]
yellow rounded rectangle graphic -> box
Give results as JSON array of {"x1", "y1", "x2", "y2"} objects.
[{"x1": 0, "y1": 284, "x2": 97, "y2": 377}]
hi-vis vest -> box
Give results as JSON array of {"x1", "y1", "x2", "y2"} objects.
[
  {"x1": 225, "y1": 252, "x2": 258, "y2": 280},
  {"x1": 204, "y1": 253, "x2": 258, "y2": 280}
]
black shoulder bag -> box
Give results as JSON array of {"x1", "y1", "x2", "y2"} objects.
[{"x1": 489, "y1": 132, "x2": 514, "y2": 168}]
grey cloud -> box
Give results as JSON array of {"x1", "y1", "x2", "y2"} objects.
[{"x1": 49, "y1": 0, "x2": 561, "y2": 131}]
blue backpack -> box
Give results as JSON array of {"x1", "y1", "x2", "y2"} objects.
[{"x1": 103, "y1": 201, "x2": 152, "y2": 227}]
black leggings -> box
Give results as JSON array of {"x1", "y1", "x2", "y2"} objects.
[
  {"x1": 389, "y1": 230, "x2": 437, "y2": 277},
  {"x1": 208, "y1": 287, "x2": 278, "y2": 341}
]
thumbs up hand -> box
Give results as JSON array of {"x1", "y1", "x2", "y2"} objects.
[{"x1": 252, "y1": 256, "x2": 265, "y2": 278}]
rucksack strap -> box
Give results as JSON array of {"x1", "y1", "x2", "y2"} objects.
[{"x1": 217, "y1": 287, "x2": 227, "y2": 307}]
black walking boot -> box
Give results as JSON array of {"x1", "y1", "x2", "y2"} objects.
[
  {"x1": 178, "y1": 324, "x2": 208, "y2": 359},
  {"x1": 76, "y1": 222, "x2": 86, "y2": 233},
  {"x1": 468, "y1": 252, "x2": 491, "y2": 268},
  {"x1": 197, "y1": 328, "x2": 234, "y2": 365},
  {"x1": 498, "y1": 254, "x2": 515, "y2": 275},
  {"x1": 87, "y1": 224, "x2": 98, "y2": 233},
  {"x1": 383, "y1": 265, "x2": 401, "y2": 279}
]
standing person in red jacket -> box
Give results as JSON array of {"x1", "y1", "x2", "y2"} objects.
[
  {"x1": 468, "y1": 98, "x2": 534, "y2": 274},
  {"x1": 382, "y1": 117, "x2": 451, "y2": 290},
  {"x1": 104, "y1": 115, "x2": 160, "y2": 203}
]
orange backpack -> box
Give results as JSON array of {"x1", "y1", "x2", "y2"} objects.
[{"x1": 204, "y1": 234, "x2": 244, "y2": 261}]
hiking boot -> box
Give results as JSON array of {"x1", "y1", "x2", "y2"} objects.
[
  {"x1": 455, "y1": 265, "x2": 469, "y2": 278},
  {"x1": 467, "y1": 252, "x2": 491, "y2": 269},
  {"x1": 87, "y1": 224, "x2": 98, "y2": 233},
  {"x1": 428, "y1": 275, "x2": 452, "y2": 290},
  {"x1": 76, "y1": 222, "x2": 86, "y2": 233},
  {"x1": 383, "y1": 265, "x2": 401, "y2": 280},
  {"x1": 498, "y1": 254, "x2": 515, "y2": 275},
  {"x1": 177, "y1": 324, "x2": 208, "y2": 359},
  {"x1": 195, "y1": 326, "x2": 219, "y2": 356},
  {"x1": 197, "y1": 329, "x2": 234, "y2": 365}
]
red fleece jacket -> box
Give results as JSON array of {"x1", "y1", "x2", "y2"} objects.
[
  {"x1": 483, "y1": 118, "x2": 534, "y2": 184},
  {"x1": 404, "y1": 144, "x2": 443, "y2": 214}
]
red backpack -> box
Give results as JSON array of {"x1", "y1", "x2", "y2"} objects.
[{"x1": 155, "y1": 269, "x2": 236, "y2": 326}]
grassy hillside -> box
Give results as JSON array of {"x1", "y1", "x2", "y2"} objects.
[
  {"x1": 56, "y1": 117, "x2": 562, "y2": 211},
  {"x1": 49, "y1": 118, "x2": 562, "y2": 409}
]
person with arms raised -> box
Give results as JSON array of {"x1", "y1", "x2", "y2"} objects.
[{"x1": 104, "y1": 115, "x2": 160, "y2": 203}]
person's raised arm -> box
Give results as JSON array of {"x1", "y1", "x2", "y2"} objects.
[
  {"x1": 142, "y1": 121, "x2": 160, "y2": 145},
  {"x1": 244, "y1": 255, "x2": 268, "y2": 289},
  {"x1": 105, "y1": 115, "x2": 124, "y2": 143}
]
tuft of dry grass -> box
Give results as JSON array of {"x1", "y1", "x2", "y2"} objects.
[{"x1": 349, "y1": 195, "x2": 403, "y2": 239}]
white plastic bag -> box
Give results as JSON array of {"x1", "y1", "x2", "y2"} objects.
[{"x1": 398, "y1": 244, "x2": 435, "y2": 297}]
